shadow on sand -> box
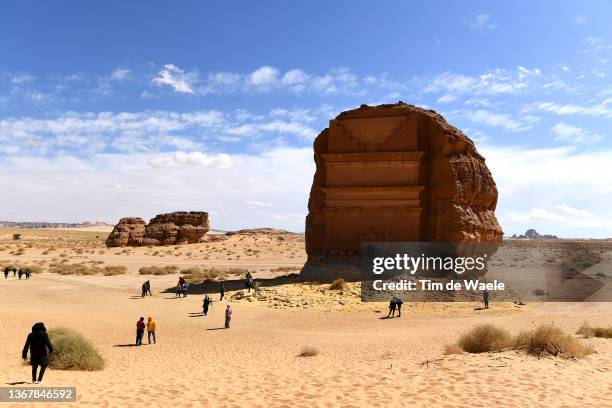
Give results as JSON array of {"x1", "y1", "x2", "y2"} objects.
[
  {"x1": 162, "y1": 273, "x2": 303, "y2": 296},
  {"x1": 6, "y1": 381, "x2": 28, "y2": 385}
]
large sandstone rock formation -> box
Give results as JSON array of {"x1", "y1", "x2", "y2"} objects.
[
  {"x1": 305, "y1": 103, "x2": 502, "y2": 269},
  {"x1": 105, "y1": 211, "x2": 209, "y2": 247}
]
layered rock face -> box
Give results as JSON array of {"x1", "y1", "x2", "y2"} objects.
[
  {"x1": 305, "y1": 103, "x2": 503, "y2": 262},
  {"x1": 105, "y1": 211, "x2": 209, "y2": 247},
  {"x1": 104, "y1": 217, "x2": 146, "y2": 247}
]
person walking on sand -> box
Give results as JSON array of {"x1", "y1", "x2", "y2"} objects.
[
  {"x1": 13, "y1": 267, "x2": 17, "y2": 277},
  {"x1": 245, "y1": 272, "x2": 253, "y2": 292},
  {"x1": 182, "y1": 282, "x2": 189, "y2": 297},
  {"x1": 141, "y1": 282, "x2": 147, "y2": 298},
  {"x1": 145, "y1": 280, "x2": 152, "y2": 296},
  {"x1": 3, "y1": 267, "x2": 8, "y2": 279},
  {"x1": 225, "y1": 305, "x2": 232, "y2": 328},
  {"x1": 395, "y1": 297, "x2": 404, "y2": 318},
  {"x1": 22, "y1": 322, "x2": 53, "y2": 384},
  {"x1": 18, "y1": 269, "x2": 23, "y2": 280},
  {"x1": 219, "y1": 282, "x2": 225, "y2": 301},
  {"x1": 147, "y1": 317, "x2": 156, "y2": 344},
  {"x1": 387, "y1": 297, "x2": 397, "y2": 318},
  {"x1": 26, "y1": 269, "x2": 30, "y2": 279},
  {"x1": 136, "y1": 317, "x2": 145, "y2": 346},
  {"x1": 203, "y1": 294, "x2": 211, "y2": 316},
  {"x1": 483, "y1": 290, "x2": 490, "y2": 309}
]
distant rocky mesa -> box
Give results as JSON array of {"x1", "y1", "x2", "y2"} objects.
[
  {"x1": 511, "y1": 229, "x2": 558, "y2": 240},
  {"x1": 0, "y1": 221, "x2": 111, "y2": 228},
  {"x1": 105, "y1": 211, "x2": 209, "y2": 247}
]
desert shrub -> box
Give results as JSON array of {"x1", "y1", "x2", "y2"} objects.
[
  {"x1": 515, "y1": 324, "x2": 593, "y2": 358},
  {"x1": 443, "y1": 343, "x2": 463, "y2": 355},
  {"x1": 533, "y1": 288, "x2": 546, "y2": 296},
  {"x1": 49, "y1": 264, "x2": 127, "y2": 276},
  {"x1": 138, "y1": 265, "x2": 179, "y2": 275},
  {"x1": 595, "y1": 272, "x2": 606, "y2": 278},
  {"x1": 458, "y1": 324, "x2": 513, "y2": 353},
  {"x1": 577, "y1": 322, "x2": 612, "y2": 339},
  {"x1": 329, "y1": 278, "x2": 347, "y2": 290},
  {"x1": 180, "y1": 267, "x2": 229, "y2": 282},
  {"x1": 12, "y1": 233, "x2": 21, "y2": 240},
  {"x1": 102, "y1": 265, "x2": 128, "y2": 276},
  {"x1": 298, "y1": 346, "x2": 319, "y2": 357},
  {"x1": 47, "y1": 328, "x2": 104, "y2": 371}
]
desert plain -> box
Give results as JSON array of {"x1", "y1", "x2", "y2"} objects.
[{"x1": 0, "y1": 226, "x2": 611, "y2": 407}]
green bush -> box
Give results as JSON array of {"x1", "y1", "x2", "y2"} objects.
[{"x1": 47, "y1": 328, "x2": 104, "y2": 371}]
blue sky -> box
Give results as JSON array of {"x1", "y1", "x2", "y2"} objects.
[{"x1": 1, "y1": 1, "x2": 611, "y2": 237}]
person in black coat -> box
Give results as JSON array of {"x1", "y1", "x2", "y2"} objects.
[{"x1": 22, "y1": 322, "x2": 53, "y2": 384}]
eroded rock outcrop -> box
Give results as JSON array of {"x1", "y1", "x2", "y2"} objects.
[
  {"x1": 304, "y1": 103, "x2": 502, "y2": 277},
  {"x1": 105, "y1": 211, "x2": 209, "y2": 247}
]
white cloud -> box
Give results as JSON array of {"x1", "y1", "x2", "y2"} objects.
[
  {"x1": 481, "y1": 144, "x2": 612, "y2": 237},
  {"x1": 465, "y1": 110, "x2": 531, "y2": 132},
  {"x1": 529, "y1": 101, "x2": 612, "y2": 118},
  {"x1": 574, "y1": 16, "x2": 587, "y2": 25},
  {"x1": 551, "y1": 122, "x2": 604, "y2": 143},
  {"x1": 153, "y1": 64, "x2": 197, "y2": 94},
  {"x1": 437, "y1": 94, "x2": 457, "y2": 104},
  {"x1": 469, "y1": 14, "x2": 497, "y2": 30},
  {"x1": 245, "y1": 200, "x2": 272, "y2": 208},
  {"x1": 248, "y1": 66, "x2": 279, "y2": 86},
  {"x1": 423, "y1": 67, "x2": 543, "y2": 97},
  {"x1": 0, "y1": 109, "x2": 320, "y2": 155},
  {"x1": 147, "y1": 152, "x2": 232, "y2": 169},
  {"x1": 0, "y1": 147, "x2": 313, "y2": 231},
  {"x1": 110, "y1": 68, "x2": 130, "y2": 81}
]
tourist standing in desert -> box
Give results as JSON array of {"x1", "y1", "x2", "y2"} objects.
[{"x1": 22, "y1": 322, "x2": 53, "y2": 384}]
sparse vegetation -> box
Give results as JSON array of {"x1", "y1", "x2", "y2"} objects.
[
  {"x1": 443, "y1": 343, "x2": 463, "y2": 355},
  {"x1": 47, "y1": 327, "x2": 104, "y2": 371},
  {"x1": 448, "y1": 323, "x2": 594, "y2": 359},
  {"x1": 298, "y1": 346, "x2": 319, "y2": 357},
  {"x1": 329, "y1": 278, "x2": 347, "y2": 290},
  {"x1": 12, "y1": 233, "x2": 21, "y2": 240},
  {"x1": 515, "y1": 324, "x2": 593, "y2": 358},
  {"x1": 138, "y1": 265, "x2": 179, "y2": 275},
  {"x1": 49, "y1": 263, "x2": 127, "y2": 276},
  {"x1": 577, "y1": 322, "x2": 612, "y2": 338},
  {"x1": 458, "y1": 324, "x2": 513, "y2": 353}
]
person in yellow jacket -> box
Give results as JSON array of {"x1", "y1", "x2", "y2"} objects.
[{"x1": 147, "y1": 317, "x2": 156, "y2": 344}]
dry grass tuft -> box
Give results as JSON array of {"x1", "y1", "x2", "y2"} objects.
[
  {"x1": 458, "y1": 324, "x2": 513, "y2": 353},
  {"x1": 515, "y1": 324, "x2": 594, "y2": 358},
  {"x1": 577, "y1": 322, "x2": 612, "y2": 339},
  {"x1": 47, "y1": 327, "x2": 105, "y2": 371},
  {"x1": 138, "y1": 265, "x2": 179, "y2": 275},
  {"x1": 443, "y1": 343, "x2": 463, "y2": 355},
  {"x1": 298, "y1": 346, "x2": 319, "y2": 357},
  {"x1": 49, "y1": 263, "x2": 127, "y2": 276},
  {"x1": 329, "y1": 278, "x2": 347, "y2": 290}
]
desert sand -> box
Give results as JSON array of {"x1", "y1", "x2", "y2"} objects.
[{"x1": 1, "y1": 227, "x2": 611, "y2": 407}]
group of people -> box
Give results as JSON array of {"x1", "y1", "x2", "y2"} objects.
[
  {"x1": 3, "y1": 266, "x2": 31, "y2": 280},
  {"x1": 135, "y1": 316, "x2": 156, "y2": 345},
  {"x1": 387, "y1": 296, "x2": 404, "y2": 318},
  {"x1": 202, "y1": 293, "x2": 232, "y2": 328}
]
